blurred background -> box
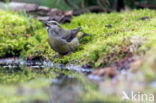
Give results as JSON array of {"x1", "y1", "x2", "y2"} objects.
[{"x1": 1, "y1": 0, "x2": 156, "y2": 12}]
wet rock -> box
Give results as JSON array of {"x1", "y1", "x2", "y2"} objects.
[
  {"x1": 66, "y1": 65, "x2": 93, "y2": 74},
  {"x1": 82, "y1": 64, "x2": 93, "y2": 69},
  {"x1": 0, "y1": 57, "x2": 50, "y2": 69}
]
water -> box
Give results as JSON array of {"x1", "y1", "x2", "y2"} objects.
[
  {"x1": 0, "y1": 58, "x2": 154, "y2": 103},
  {"x1": 0, "y1": 58, "x2": 93, "y2": 73}
]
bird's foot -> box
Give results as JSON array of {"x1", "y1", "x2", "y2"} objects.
[{"x1": 65, "y1": 52, "x2": 73, "y2": 56}]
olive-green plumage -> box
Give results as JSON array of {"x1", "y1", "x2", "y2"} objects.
[{"x1": 47, "y1": 21, "x2": 80, "y2": 55}]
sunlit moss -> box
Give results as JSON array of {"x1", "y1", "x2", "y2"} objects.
[
  {"x1": 1, "y1": 9, "x2": 156, "y2": 68},
  {"x1": 0, "y1": 10, "x2": 44, "y2": 58},
  {"x1": 59, "y1": 9, "x2": 156, "y2": 67}
]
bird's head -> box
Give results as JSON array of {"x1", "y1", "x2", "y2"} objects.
[
  {"x1": 46, "y1": 21, "x2": 63, "y2": 37},
  {"x1": 46, "y1": 21, "x2": 61, "y2": 29}
]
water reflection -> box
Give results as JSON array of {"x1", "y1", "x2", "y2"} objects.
[{"x1": 49, "y1": 74, "x2": 85, "y2": 103}]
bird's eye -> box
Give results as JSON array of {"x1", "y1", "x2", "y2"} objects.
[{"x1": 52, "y1": 23, "x2": 57, "y2": 25}]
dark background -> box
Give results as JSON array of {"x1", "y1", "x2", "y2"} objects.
[{"x1": 1, "y1": 0, "x2": 156, "y2": 11}]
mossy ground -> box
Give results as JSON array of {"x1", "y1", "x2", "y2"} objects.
[
  {"x1": 0, "y1": 9, "x2": 156, "y2": 67},
  {"x1": 0, "y1": 9, "x2": 156, "y2": 102}
]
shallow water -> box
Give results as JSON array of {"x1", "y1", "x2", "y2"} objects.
[
  {"x1": 0, "y1": 58, "x2": 97, "y2": 102},
  {"x1": 0, "y1": 58, "x2": 155, "y2": 103},
  {"x1": 0, "y1": 58, "x2": 93, "y2": 73}
]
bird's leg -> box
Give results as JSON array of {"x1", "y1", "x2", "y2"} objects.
[
  {"x1": 64, "y1": 51, "x2": 73, "y2": 56},
  {"x1": 53, "y1": 52, "x2": 72, "y2": 58}
]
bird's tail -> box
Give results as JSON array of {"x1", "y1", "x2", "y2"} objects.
[{"x1": 71, "y1": 28, "x2": 81, "y2": 35}]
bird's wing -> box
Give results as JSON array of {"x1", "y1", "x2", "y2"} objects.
[
  {"x1": 62, "y1": 28, "x2": 81, "y2": 42},
  {"x1": 60, "y1": 29, "x2": 71, "y2": 39}
]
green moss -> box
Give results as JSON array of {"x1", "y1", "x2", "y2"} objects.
[
  {"x1": 0, "y1": 10, "x2": 44, "y2": 58},
  {"x1": 59, "y1": 9, "x2": 156, "y2": 67},
  {"x1": 1, "y1": 9, "x2": 156, "y2": 68}
]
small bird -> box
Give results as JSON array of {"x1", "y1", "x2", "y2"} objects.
[{"x1": 46, "y1": 21, "x2": 81, "y2": 55}]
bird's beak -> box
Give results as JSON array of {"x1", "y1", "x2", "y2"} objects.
[
  {"x1": 46, "y1": 24, "x2": 51, "y2": 28},
  {"x1": 43, "y1": 21, "x2": 50, "y2": 27},
  {"x1": 43, "y1": 22, "x2": 50, "y2": 30}
]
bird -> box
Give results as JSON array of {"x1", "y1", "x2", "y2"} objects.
[{"x1": 46, "y1": 21, "x2": 81, "y2": 55}]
